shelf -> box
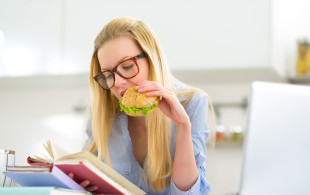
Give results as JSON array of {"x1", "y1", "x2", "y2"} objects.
[
  {"x1": 213, "y1": 140, "x2": 243, "y2": 149},
  {"x1": 288, "y1": 76, "x2": 310, "y2": 84},
  {"x1": 172, "y1": 67, "x2": 285, "y2": 84},
  {"x1": 0, "y1": 73, "x2": 89, "y2": 90}
]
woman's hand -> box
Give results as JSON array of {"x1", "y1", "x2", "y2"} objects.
[
  {"x1": 68, "y1": 172, "x2": 104, "y2": 194},
  {"x1": 136, "y1": 81, "x2": 190, "y2": 126}
]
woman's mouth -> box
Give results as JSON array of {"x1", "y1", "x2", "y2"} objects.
[{"x1": 120, "y1": 89, "x2": 127, "y2": 97}]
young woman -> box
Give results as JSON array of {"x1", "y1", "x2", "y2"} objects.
[{"x1": 85, "y1": 16, "x2": 211, "y2": 195}]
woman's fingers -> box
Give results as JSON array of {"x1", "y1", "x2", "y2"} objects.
[
  {"x1": 136, "y1": 81, "x2": 160, "y2": 92},
  {"x1": 80, "y1": 180, "x2": 99, "y2": 192},
  {"x1": 137, "y1": 81, "x2": 189, "y2": 124},
  {"x1": 79, "y1": 180, "x2": 91, "y2": 188},
  {"x1": 146, "y1": 89, "x2": 173, "y2": 99},
  {"x1": 67, "y1": 172, "x2": 98, "y2": 193},
  {"x1": 79, "y1": 180, "x2": 99, "y2": 192},
  {"x1": 85, "y1": 185, "x2": 99, "y2": 192},
  {"x1": 68, "y1": 172, "x2": 74, "y2": 179},
  {"x1": 137, "y1": 81, "x2": 173, "y2": 100}
]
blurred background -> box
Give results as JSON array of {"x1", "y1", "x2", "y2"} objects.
[{"x1": 1, "y1": 0, "x2": 310, "y2": 194}]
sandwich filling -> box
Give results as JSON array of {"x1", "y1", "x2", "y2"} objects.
[{"x1": 119, "y1": 98, "x2": 158, "y2": 116}]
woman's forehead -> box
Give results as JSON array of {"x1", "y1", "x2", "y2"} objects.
[{"x1": 97, "y1": 36, "x2": 141, "y2": 69}]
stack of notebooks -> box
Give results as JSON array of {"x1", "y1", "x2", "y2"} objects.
[
  {"x1": 0, "y1": 187, "x2": 91, "y2": 195},
  {"x1": 1, "y1": 140, "x2": 146, "y2": 195}
]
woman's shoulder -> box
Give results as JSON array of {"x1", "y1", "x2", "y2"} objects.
[{"x1": 172, "y1": 77, "x2": 208, "y2": 105}]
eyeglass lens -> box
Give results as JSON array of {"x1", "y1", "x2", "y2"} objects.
[{"x1": 99, "y1": 59, "x2": 138, "y2": 89}]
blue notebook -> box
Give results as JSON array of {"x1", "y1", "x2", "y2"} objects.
[
  {"x1": 3, "y1": 166, "x2": 84, "y2": 191},
  {"x1": 0, "y1": 187, "x2": 91, "y2": 195}
]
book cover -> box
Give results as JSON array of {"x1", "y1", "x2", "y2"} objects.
[
  {"x1": 54, "y1": 152, "x2": 146, "y2": 195},
  {"x1": 0, "y1": 187, "x2": 91, "y2": 195},
  {"x1": 3, "y1": 166, "x2": 85, "y2": 192},
  {"x1": 28, "y1": 140, "x2": 146, "y2": 195}
]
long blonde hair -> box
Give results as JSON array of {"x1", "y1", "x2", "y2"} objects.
[{"x1": 89, "y1": 16, "x2": 173, "y2": 191}]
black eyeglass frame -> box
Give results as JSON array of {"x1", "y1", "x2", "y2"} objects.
[{"x1": 94, "y1": 52, "x2": 146, "y2": 90}]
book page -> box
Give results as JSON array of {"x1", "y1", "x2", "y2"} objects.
[
  {"x1": 29, "y1": 140, "x2": 72, "y2": 165},
  {"x1": 49, "y1": 140, "x2": 71, "y2": 160}
]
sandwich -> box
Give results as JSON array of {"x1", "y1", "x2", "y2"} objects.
[{"x1": 119, "y1": 86, "x2": 160, "y2": 116}]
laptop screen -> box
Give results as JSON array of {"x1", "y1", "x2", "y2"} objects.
[{"x1": 239, "y1": 81, "x2": 310, "y2": 195}]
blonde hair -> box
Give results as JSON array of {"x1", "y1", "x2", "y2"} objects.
[{"x1": 89, "y1": 16, "x2": 173, "y2": 191}]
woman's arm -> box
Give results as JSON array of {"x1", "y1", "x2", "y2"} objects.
[
  {"x1": 172, "y1": 121, "x2": 199, "y2": 190},
  {"x1": 136, "y1": 81, "x2": 209, "y2": 192},
  {"x1": 171, "y1": 93, "x2": 210, "y2": 194}
]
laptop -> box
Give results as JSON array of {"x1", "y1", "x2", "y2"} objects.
[{"x1": 239, "y1": 81, "x2": 310, "y2": 195}]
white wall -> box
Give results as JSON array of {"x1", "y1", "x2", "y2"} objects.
[
  {"x1": 0, "y1": 0, "x2": 63, "y2": 76},
  {"x1": 63, "y1": 0, "x2": 271, "y2": 70},
  {"x1": 0, "y1": 0, "x2": 272, "y2": 77},
  {"x1": 0, "y1": 75, "x2": 90, "y2": 165}
]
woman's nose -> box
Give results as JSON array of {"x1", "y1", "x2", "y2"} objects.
[{"x1": 114, "y1": 73, "x2": 127, "y2": 87}]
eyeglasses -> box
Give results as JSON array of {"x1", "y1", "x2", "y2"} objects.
[{"x1": 94, "y1": 52, "x2": 146, "y2": 90}]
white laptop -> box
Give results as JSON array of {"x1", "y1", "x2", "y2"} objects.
[{"x1": 239, "y1": 81, "x2": 310, "y2": 195}]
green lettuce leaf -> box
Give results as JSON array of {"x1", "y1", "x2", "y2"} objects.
[{"x1": 119, "y1": 98, "x2": 157, "y2": 116}]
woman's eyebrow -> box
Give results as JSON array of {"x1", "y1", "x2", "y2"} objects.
[
  {"x1": 118, "y1": 55, "x2": 132, "y2": 63},
  {"x1": 101, "y1": 55, "x2": 131, "y2": 71}
]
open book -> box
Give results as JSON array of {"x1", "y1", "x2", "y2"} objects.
[
  {"x1": 27, "y1": 140, "x2": 146, "y2": 195},
  {"x1": 28, "y1": 139, "x2": 72, "y2": 165}
]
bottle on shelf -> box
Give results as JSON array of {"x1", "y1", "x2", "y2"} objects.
[{"x1": 296, "y1": 39, "x2": 310, "y2": 76}]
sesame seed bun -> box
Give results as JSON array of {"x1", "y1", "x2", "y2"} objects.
[{"x1": 120, "y1": 86, "x2": 159, "y2": 116}]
